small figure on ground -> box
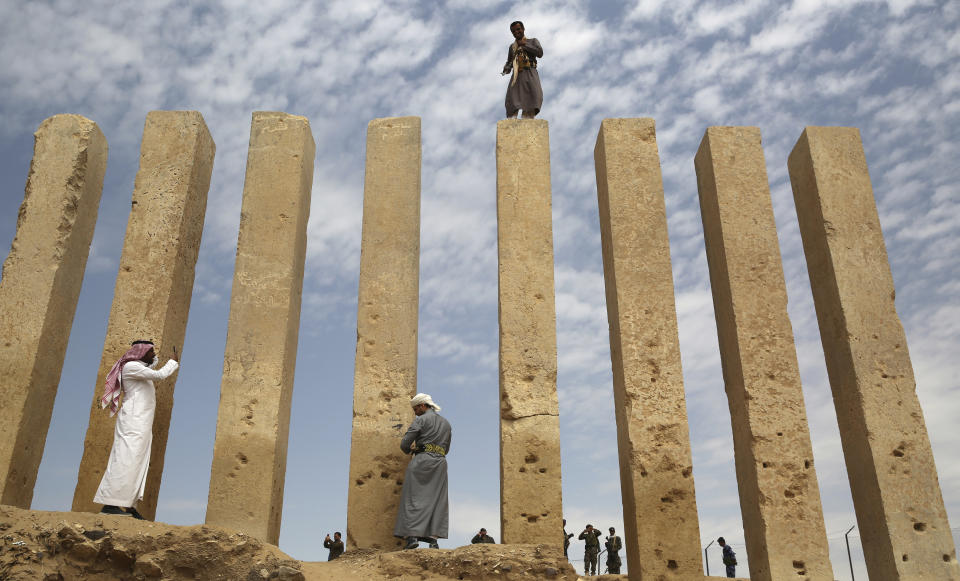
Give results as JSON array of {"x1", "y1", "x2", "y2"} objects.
[
  {"x1": 94, "y1": 340, "x2": 179, "y2": 519},
  {"x1": 394, "y1": 393, "x2": 451, "y2": 550},
  {"x1": 471, "y1": 527, "x2": 496, "y2": 544},
  {"x1": 323, "y1": 532, "x2": 344, "y2": 560},
  {"x1": 563, "y1": 518, "x2": 573, "y2": 558},
  {"x1": 605, "y1": 527, "x2": 623, "y2": 574},
  {"x1": 579, "y1": 523, "x2": 602, "y2": 575},
  {"x1": 719, "y1": 537, "x2": 737, "y2": 578},
  {"x1": 501, "y1": 20, "x2": 543, "y2": 119}
]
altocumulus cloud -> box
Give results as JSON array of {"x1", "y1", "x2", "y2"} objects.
[{"x1": 0, "y1": 0, "x2": 957, "y2": 576}]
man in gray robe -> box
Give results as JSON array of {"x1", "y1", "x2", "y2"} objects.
[
  {"x1": 502, "y1": 21, "x2": 543, "y2": 119},
  {"x1": 394, "y1": 393, "x2": 451, "y2": 549}
]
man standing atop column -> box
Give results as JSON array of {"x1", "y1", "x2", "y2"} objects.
[
  {"x1": 94, "y1": 340, "x2": 179, "y2": 518},
  {"x1": 394, "y1": 393, "x2": 451, "y2": 549},
  {"x1": 579, "y1": 523, "x2": 602, "y2": 575},
  {"x1": 501, "y1": 20, "x2": 543, "y2": 119},
  {"x1": 605, "y1": 527, "x2": 623, "y2": 574},
  {"x1": 718, "y1": 537, "x2": 737, "y2": 578}
]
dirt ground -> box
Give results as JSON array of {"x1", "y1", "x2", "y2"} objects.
[{"x1": 0, "y1": 504, "x2": 595, "y2": 580}]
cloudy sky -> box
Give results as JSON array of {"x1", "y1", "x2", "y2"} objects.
[{"x1": 1, "y1": 0, "x2": 957, "y2": 577}]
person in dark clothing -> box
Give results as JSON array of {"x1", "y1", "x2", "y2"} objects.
[
  {"x1": 579, "y1": 524, "x2": 602, "y2": 575},
  {"x1": 471, "y1": 528, "x2": 496, "y2": 544},
  {"x1": 605, "y1": 527, "x2": 623, "y2": 574},
  {"x1": 323, "y1": 532, "x2": 344, "y2": 560},
  {"x1": 563, "y1": 519, "x2": 573, "y2": 557},
  {"x1": 719, "y1": 537, "x2": 737, "y2": 578}
]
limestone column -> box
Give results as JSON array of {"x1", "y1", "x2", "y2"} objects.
[
  {"x1": 496, "y1": 119, "x2": 562, "y2": 545},
  {"x1": 694, "y1": 126, "x2": 833, "y2": 580},
  {"x1": 594, "y1": 118, "x2": 702, "y2": 578},
  {"x1": 346, "y1": 117, "x2": 421, "y2": 550},
  {"x1": 0, "y1": 115, "x2": 107, "y2": 508},
  {"x1": 788, "y1": 127, "x2": 959, "y2": 580},
  {"x1": 73, "y1": 111, "x2": 214, "y2": 519},
  {"x1": 205, "y1": 112, "x2": 314, "y2": 544}
]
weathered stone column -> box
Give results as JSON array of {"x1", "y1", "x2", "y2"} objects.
[
  {"x1": 205, "y1": 112, "x2": 314, "y2": 544},
  {"x1": 788, "y1": 127, "x2": 959, "y2": 580},
  {"x1": 0, "y1": 115, "x2": 107, "y2": 508},
  {"x1": 73, "y1": 111, "x2": 214, "y2": 519},
  {"x1": 694, "y1": 126, "x2": 833, "y2": 580},
  {"x1": 594, "y1": 118, "x2": 702, "y2": 578},
  {"x1": 346, "y1": 117, "x2": 421, "y2": 550},
  {"x1": 496, "y1": 119, "x2": 562, "y2": 545}
]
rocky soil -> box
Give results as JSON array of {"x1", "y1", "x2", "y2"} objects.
[{"x1": 1, "y1": 505, "x2": 587, "y2": 580}]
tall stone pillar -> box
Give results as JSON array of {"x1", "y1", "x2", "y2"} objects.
[
  {"x1": 73, "y1": 111, "x2": 214, "y2": 519},
  {"x1": 594, "y1": 118, "x2": 702, "y2": 578},
  {"x1": 346, "y1": 117, "x2": 421, "y2": 550},
  {"x1": 694, "y1": 126, "x2": 833, "y2": 580},
  {"x1": 788, "y1": 127, "x2": 959, "y2": 580},
  {"x1": 0, "y1": 115, "x2": 107, "y2": 508},
  {"x1": 496, "y1": 119, "x2": 562, "y2": 545},
  {"x1": 205, "y1": 112, "x2": 314, "y2": 544}
]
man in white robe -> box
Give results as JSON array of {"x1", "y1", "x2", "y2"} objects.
[{"x1": 94, "y1": 340, "x2": 179, "y2": 518}]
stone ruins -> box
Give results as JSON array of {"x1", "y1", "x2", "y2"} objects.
[
  {"x1": 205, "y1": 112, "x2": 314, "y2": 544},
  {"x1": 0, "y1": 111, "x2": 956, "y2": 581},
  {"x1": 70, "y1": 111, "x2": 215, "y2": 521},
  {"x1": 594, "y1": 118, "x2": 702, "y2": 577},
  {"x1": 347, "y1": 117, "x2": 422, "y2": 551},
  {"x1": 496, "y1": 120, "x2": 563, "y2": 546},
  {"x1": 694, "y1": 127, "x2": 832, "y2": 579}
]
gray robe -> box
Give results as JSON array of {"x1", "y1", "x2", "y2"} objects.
[
  {"x1": 502, "y1": 38, "x2": 543, "y2": 116},
  {"x1": 394, "y1": 409, "x2": 451, "y2": 538}
]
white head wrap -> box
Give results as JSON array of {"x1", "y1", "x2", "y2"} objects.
[{"x1": 411, "y1": 393, "x2": 441, "y2": 411}]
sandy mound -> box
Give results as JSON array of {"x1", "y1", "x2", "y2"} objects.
[{"x1": 1, "y1": 505, "x2": 583, "y2": 580}]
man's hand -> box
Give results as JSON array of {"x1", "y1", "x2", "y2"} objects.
[
  {"x1": 325, "y1": 534, "x2": 331, "y2": 541},
  {"x1": 517, "y1": 37, "x2": 526, "y2": 46}
]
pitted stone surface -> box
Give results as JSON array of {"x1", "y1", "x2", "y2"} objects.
[
  {"x1": 496, "y1": 119, "x2": 562, "y2": 545},
  {"x1": 593, "y1": 118, "x2": 702, "y2": 579},
  {"x1": 789, "y1": 126, "x2": 959, "y2": 580},
  {"x1": 0, "y1": 505, "x2": 584, "y2": 581},
  {"x1": 205, "y1": 112, "x2": 314, "y2": 544},
  {"x1": 72, "y1": 111, "x2": 214, "y2": 519},
  {"x1": 695, "y1": 126, "x2": 833, "y2": 581},
  {"x1": 346, "y1": 117, "x2": 421, "y2": 551},
  {"x1": 0, "y1": 115, "x2": 107, "y2": 508},
  {"x1": 0, "y1": 505, "x2": 304, "y2": 581}
]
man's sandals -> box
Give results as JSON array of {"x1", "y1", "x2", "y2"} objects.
[
  {"x1": 403, "y1": 537, "x2": 440, "y2": 549},
  {"x1": 99, "y1": 505, "x2": 145, "y2": 520},
  {"x1": 99, "y1": 505, "x2": 131, "y2": 517}
]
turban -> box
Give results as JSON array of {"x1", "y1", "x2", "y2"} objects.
[
  {"x1": 410, "y1": 393, "x2": 441, "y2": 412},
  {"x1": 100, "y1": 342, "x2": 153, "y2": 416}
]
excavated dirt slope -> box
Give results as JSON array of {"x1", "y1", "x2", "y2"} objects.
[{"x1": 0, "y1": 505, "x2": 587, "y2": 580}]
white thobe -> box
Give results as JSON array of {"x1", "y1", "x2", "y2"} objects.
[{"x1": 93, "y1": 359, "x2": 179, "y2": 507}]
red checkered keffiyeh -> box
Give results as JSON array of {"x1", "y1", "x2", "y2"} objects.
[{"x1": 100, "y1": 342, "x2": 153, "y2": 416}]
